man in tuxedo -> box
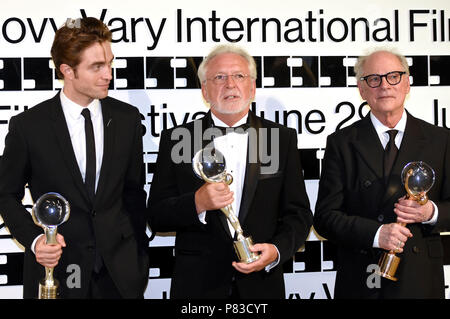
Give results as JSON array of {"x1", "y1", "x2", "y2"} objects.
[
  {"x1": 148, "y1": 45, "x2": 312, "y2": 299},
  {"x1": 314, "y1": 49, "x2": 450, "y2": 298},
  {"x1": 0, "y1": 17, "x2": 149, "y2": 298}
]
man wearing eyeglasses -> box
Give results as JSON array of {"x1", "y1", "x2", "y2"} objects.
[
  {"x1": 314, "y1": 49, "x2": 450, "y2": 298},
  {"x1": 148, "y1": 44, "x2": 312, "y2": 299}
]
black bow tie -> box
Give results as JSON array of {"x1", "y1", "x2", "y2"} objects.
[{"x1": 212, "y1": 123, "x2": 250, "y2": 135}]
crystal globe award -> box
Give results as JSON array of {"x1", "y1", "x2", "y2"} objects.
[
  {"x1": 401, "y1": 161, "x2": 435, "y2": 205},
  {"x1": 377, "y1": 161, "x2": 435, "y2": 281},
  {"x1": 32, "y1": 192, "x2": 70, "y2": 299},
  {"x1": 192, "y1": 147, "x2": 260, "y2": 263}
]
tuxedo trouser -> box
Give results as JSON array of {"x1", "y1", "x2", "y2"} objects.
[{"x1": 88, "y1": 265, "x2": 122, "y2": 299}]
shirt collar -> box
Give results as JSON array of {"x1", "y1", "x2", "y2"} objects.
[
  {"x1": 60, "y1": 89, "x2": 101, "y2": 120},
  {"x1": 211, "y1": 112, "x2": 249, "y2": 128},
  {"x1": 370, "y1": 109, "x2": 407, "y2": 136}
]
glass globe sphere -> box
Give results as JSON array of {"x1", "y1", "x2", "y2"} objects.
[
  {"x1": 193, "y1": 147, "x2": 228, "y2": 183},
  {"x1": 401, "y1": 161, "x2": 435, "y2": 203},
  {"x1": 32, "y1": 192, "x2": 70, "y2": 227}
]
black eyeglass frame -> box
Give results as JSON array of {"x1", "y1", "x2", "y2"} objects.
[{"x1": 359, "y1": 71, "x2": 407, "y2": 88}]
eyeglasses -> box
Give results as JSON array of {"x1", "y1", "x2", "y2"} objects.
[
  {"x1": 206, "y1": 73, "x2": 251, "y2": 85},
  {"x1": 360, "y1": 71, "x2": 407, "y2": 88}
]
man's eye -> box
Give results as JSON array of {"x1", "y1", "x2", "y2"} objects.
[
  {"x1": 388, "y1": 74, "x2": 399, "y2": 80},
  {"x1": 214, "y1": 75, "x2": 226, "y2": 80}
]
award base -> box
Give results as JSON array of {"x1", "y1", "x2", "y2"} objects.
[
  {"x1": 234, "y1": 236, "x2": 260, "y2": 264},
  {"x1": 38, "y1": 279, "x2": 60, "y2": 299},
  {"x1": 376, "y1": 252, "x2": 400, "y2": 282}
]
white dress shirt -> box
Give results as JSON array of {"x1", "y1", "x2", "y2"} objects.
[
  {"x1": 209, "y1": 112, "x2": 248, "y2": 237},
  {"x1": 60, "y1": 90, "x2": 104, "y2": 190},
  {"x1": 197, "y1": 113, "x2": 248, "y2": 232},
  {"x1": 371, "y1": 110, "x2": 438, "y2": 248}
]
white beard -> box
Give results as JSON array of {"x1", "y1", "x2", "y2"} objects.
[{"x1": 210, "y1": 97, "x2": 253, "y2": 115}]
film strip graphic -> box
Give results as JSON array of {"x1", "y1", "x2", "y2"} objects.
[{"x1": 0, "y1": 55, "x2": 450, "y2": 91}]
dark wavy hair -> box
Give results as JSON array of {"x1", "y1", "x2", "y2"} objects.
[{"x1": 51, "y1": 17, "x2": 112, "y2": 79}]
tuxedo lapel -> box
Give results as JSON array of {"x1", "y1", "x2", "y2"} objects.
[
  {"x1": 94, "y1": 99, "x2": 114, "y2": 206},
  {"x1": 352, "y1": 114, "x2": 384, "y2": 181},
  {"x1": 381, "y1": 112, "x2": 427, "y2": 206},
  {"x1": 238, "y1": 111, "x2": 261, "y2": 226},
  {"x1": 49, "y1": 92, "x2": 91, "y2": 206},
  {"x1": 200, "y1": 111, "x2": 215, "y2": 149}
]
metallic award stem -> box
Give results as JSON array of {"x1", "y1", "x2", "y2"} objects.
[
  {"x1": 220, "y1": 205, "x2": 245, "y2": 241},
  {"x1": 195, "y1": 153, "x2": 260, "y2": 264},
  {"x1": 39, "y1": 226, "x2": 60, "y2": 298},
  {"x1": 198, "y1": 165, "x2": 246, "y2": 240},
  {"x1": 45, "y1": 226, "x2": 58, "y2": 244},
  {"x1": 43, "y1": 227, "x2": 57, "y2": 288}
]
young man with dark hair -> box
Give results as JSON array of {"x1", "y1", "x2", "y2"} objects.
[{"x1": 0, "y1": 17, "x2": 149, "y2": 299}]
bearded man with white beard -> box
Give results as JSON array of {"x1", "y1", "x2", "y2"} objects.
[{"x1": 147, "y1": 44, "x2": 312, "y2": 299}]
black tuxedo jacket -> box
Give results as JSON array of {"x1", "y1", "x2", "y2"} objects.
[
  {"x1": 314, "y1": 111, "x2": 450, "y2": 298},
  {"x1": 148, "y1": 110, "x2": 312, "y2": 299},
  {"x1": 0, "y1": 92, "x2": 149, "y2": 298}
]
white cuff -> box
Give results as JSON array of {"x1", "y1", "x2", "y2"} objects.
[
  {"x1": 265, "y1": 245, "x2": 280, "y2": 272},
  {"x1": 31, "y1": 234, "x2": 44, "y2": 254},
  {"x1": 373, "y1": 226, "x2": 382, "y2": 248},
  {"x1": 198, "y1": 211, "x2": 207, "y2": 224},
  {"x1": 422, "y1": 201, "x2": 438, "y2": 225}
]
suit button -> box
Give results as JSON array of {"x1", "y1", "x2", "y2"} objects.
[
  {"x1": 377, "y1": 214, "x2": 384, "y2": 222},
  {"x1": 91, "y1": 210, "x2": 96, "y2": 217},
  {"x1": 412, "y1": 246, "x2": 420, "y2": 253},
  {"x1": 364, "y1": 180, "x2": 372, "y2": 188}
]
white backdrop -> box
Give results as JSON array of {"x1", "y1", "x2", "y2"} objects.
[{"x1": 0, "y1": 0, "x2": 449, "y2": 299}]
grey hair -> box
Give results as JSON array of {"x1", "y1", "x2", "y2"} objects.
[
  {"x1": 197, "y1": 44, "x2": 257, "y2": 83},
  {"x1": 354, "y1": 47, "x2": 410, "y2": 81}
]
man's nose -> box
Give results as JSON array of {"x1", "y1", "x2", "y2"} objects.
[
  {"x1": 225, "y1": 75, "x2": 237, "y2": 87},
  {"x1": 103, "y1": 65, "x2": 113, "y2": 81},
  {"x1": 379, "y1": 76, "x2": 390, "y2": 88}
]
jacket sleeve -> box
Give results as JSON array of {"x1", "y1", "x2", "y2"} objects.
[
  {"x1": 0, "y1": 115, "x2": 42, "y2": 249},
  {"x1": 122, "y1": 107, "x2": 149, "y2": 252},
  {"x1": 433, "y1": 128, "x2": 450, "y2": 232},
  {"x1": 270, "y1": 128, "x2": 313, "y2": 264},
  {"x1": 147, "y1": 128, "x2": 204, "y2": 233}
]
